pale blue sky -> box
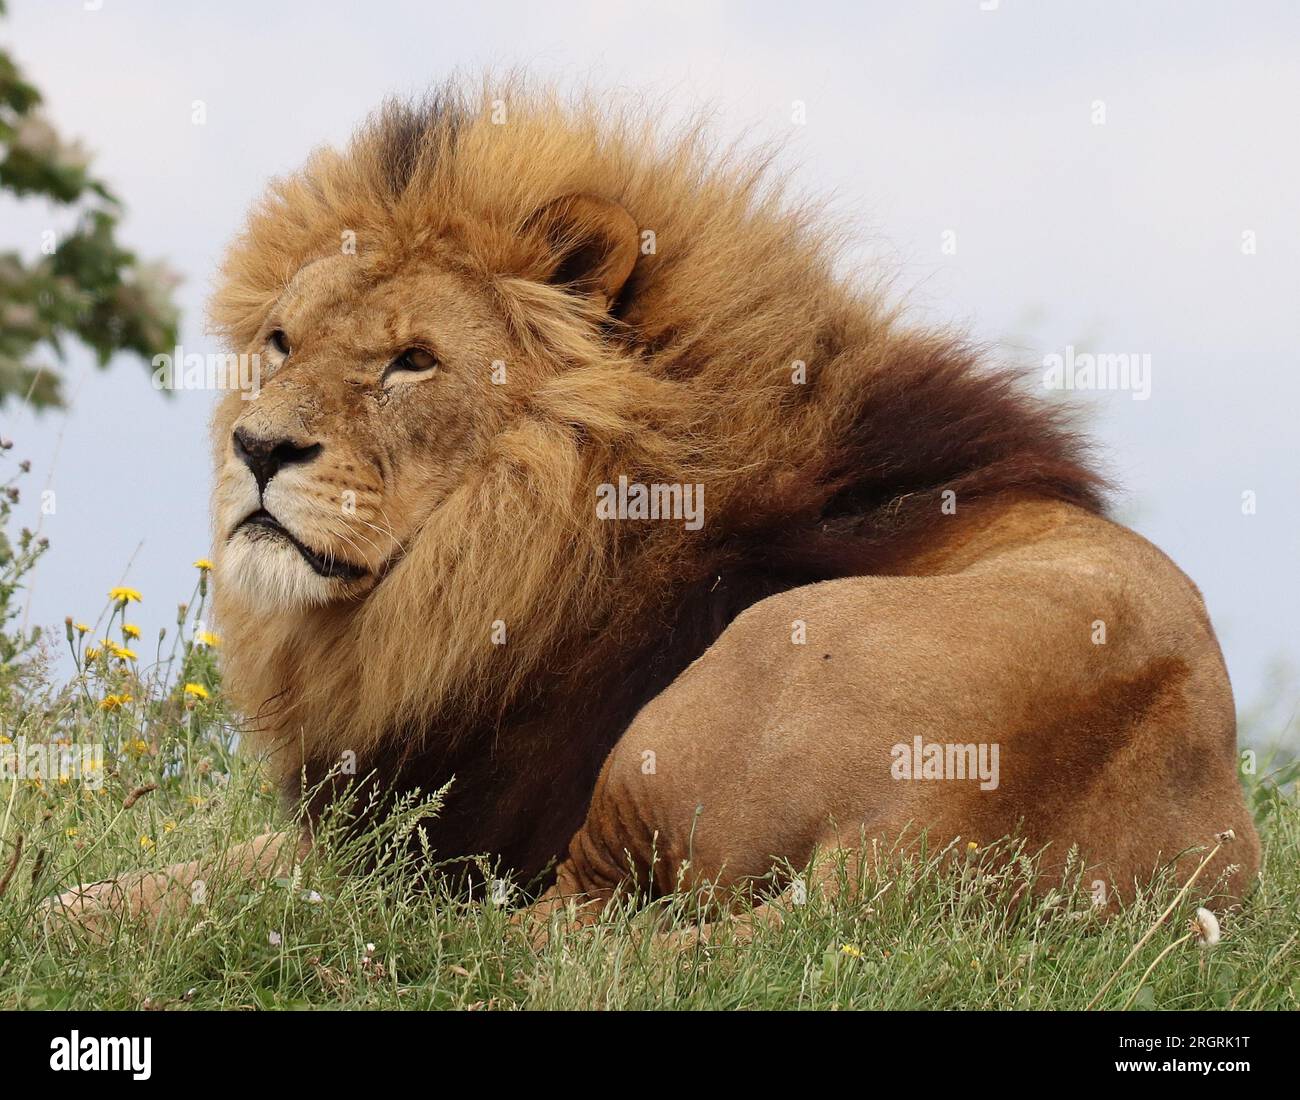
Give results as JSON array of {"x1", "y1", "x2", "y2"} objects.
[{"x1": 2, "y1": 0, "x2": 1297, "y2": 742}]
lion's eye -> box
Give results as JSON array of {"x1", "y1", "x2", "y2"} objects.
[
  {"x1": 385, "y1": 347, "x2": 439, "y2": 378},
  {"x1": 268, "y1": 329, "x2": 291, "y2": 356}
]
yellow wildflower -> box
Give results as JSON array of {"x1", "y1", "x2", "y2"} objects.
[
  {"x1": 100, "y1": 693, "x2": 132, "y2": 710},
  {"x1": 123, "y1": 623, "x2": 141, "y2": 640},
  {"x1": 967, "y1": 841, "x2": 979, "y2": 852},
  {"x1": 65, "y1": 827, "x2": 78, "y2": 837},
  {"x1": 193, "y1": 558, "x2": 214, "y2": 571},
  {"x1": 163, "y1": 820, "x2": 176, "y2": 833},
  {"x1": 0, "y1": 735, "x2": 11, "y2": 745},
  {"x1": 140, "y1": 835, "x2": 155, "y2": 851},
  {"x1": 85, "y1": 647, "x2": 101, "y2": 661},
  {"x1": 109, "y1": 586, "x2": 142, "y2": 604},
  {"x1": 196, "y1": 630, "x2": 220, "y2": 648},
  {"x1": 183, "y1": 682, "x2": 209, "y2": 701},
  {"x1": 840, "y1": 944, "x2": 863, "y2": 958},
  {"x1": 109, "y1": 644, "x2": 137, "y2": 661},
  {"x1": 74, "y1": 622, "x2": 90, "y2": 635}
]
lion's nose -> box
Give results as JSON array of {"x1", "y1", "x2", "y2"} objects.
[{"x1": 232, "y1": 427, "x2": 322, "y2": 494}]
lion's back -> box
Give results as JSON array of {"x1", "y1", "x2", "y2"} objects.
[{"x1": 580, "y1": 500, "x2": 1257, "y2": 901}]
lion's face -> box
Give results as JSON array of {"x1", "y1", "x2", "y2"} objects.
[{"x1": 212, "y1": 252, "x2": 515, "y2": 611}]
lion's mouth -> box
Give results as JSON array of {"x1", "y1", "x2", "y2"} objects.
[{"x1": 233, "y1": 509, "x2": 368, "y2": 581}]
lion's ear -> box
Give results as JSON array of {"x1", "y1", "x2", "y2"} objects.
[{"x1": 526, "y1": 193, "x2": 639, "y2": 310}]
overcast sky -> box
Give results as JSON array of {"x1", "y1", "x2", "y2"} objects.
[{"x1": 2, "y1": 0, "x2": 1297, "y2": 744}]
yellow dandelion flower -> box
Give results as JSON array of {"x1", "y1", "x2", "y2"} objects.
[
  {"x1": 58, "y1": 774, "x2": 69, "y2": 786},
  {"x1": 123, "y1": 623, "x2": 141, "y2": 640},
  {"x1": 193, "y1": 558, "x2": 214, "y2": 571},
  {"x1": 183, "y1": 682, "x2": 210, "y2": 701},
  {"x1": 109, "y1": 644, "x2": 137, "y2": 661},
  {"x1": 99, "y1": 693, "x2": 132, "y2": 710},
  {"x1": 140, "y1": 835, "x2": 155, "y2": 850},
  {"x1": 109, "y1": 586, "x2": 142, "y2": 604},
  {"x1": 65, "y1": 827, "x2": 79, "y2": 837},
  {"x1": 0, "y1": 735, "x2": 11, "y2": 745},
  {"x1": 84, "y1": 647, "x2": 101, "y2": 661},
  {"x1": 196, "y1": 630, "x2": 220, "y2": 648},
  {"x1": 163, "y1": 820, "x2": 177, "y2": 833},
  {"x1": 74, "y1": 622, "x2": 90, "y2": 635},
  {"x1": 187, "y1": 794, "x2": 205, "y2": 806},
  {"x1": 967, "y1": 841, "x2": 979, "y2": 852},
  {"x1": 840, "y1": 944, "x2": 863, "y2": 958}
]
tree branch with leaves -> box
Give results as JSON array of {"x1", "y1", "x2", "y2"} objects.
[{"x1": 0, "y1": 0, "x2": 180, "y2": 410}]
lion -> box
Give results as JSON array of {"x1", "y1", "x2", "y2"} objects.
[{"x1": 52, "y1": 79, "x2": 1258, "y2": 937}]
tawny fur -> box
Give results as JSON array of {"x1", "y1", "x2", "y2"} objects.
[
  {"x1": 207, "y1": 80, "x2": 1097, "y2": 777},
  {"x1": 52, "y1": 78, "x2": 1257, "y2": 929}
]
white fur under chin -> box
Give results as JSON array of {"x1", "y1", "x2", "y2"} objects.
[{"x1": 218, "y1": 531, "x2": 337, "y2": 612}]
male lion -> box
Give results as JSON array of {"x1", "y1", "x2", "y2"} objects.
[{"x1": 55, "y1": 82, "x2": 1257, "y2": 934}]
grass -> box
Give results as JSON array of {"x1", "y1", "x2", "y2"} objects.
[
  {"x1": 1, "y1": 462, "x2": 1298, "y2": 1011},
  {"x1": 0, "y1": 764, "x2": 1296, "y2": 1011}
]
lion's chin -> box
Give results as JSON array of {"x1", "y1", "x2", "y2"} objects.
[{"x1": 217, "y1": 530, "x2": 347, "y2": 612}]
